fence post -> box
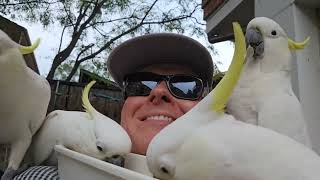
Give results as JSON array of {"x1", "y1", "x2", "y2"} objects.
[{"x1": 53, "y1": 80, "x2": 60, "y2": 109}]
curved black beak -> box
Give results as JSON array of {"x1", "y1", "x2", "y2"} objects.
[
  {"x1": 245, "y1": 28, "x2": 264, "y2": 58},
  {"x1": 105, "y1": 155, "x2": 125, "y2": 167}
]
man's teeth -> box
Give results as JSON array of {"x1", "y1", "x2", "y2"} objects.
[{"x1": 146, "y1": 115, "x2": 173, "y2": 121}]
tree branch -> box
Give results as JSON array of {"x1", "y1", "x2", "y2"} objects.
[
  {"x1": 65, "y1": 0, "x2": 197, "y2": 81},
  {"x1": 74, "y1": 2, "x2": 90, "y2": 32},
  {"x1": 0, "y1": 1, "x2": 59, "y2": 6},
  {"x1": 47, "y1": 0, "x2": 110, "y2": 79},
  {"x1": 141, "y1": 3, "x2": 199, "y2": 26},
  {"x1": 75, "y1": 23, "x2": 142, "y2": 65},
  {"x1": 79, "y1": 0, "x2": 109, "y2": 30},
  {"x1": 139, "y1": 0, "x2": 158, "y2": 23},
  {"x1": 61, "y1": 1, "x2": 75, "y2": 29},
  {"x1": 84, "y1": 15, "x2": 135, "y2": 29},
  {"x1": 47, "y1": 0, "x2": 203, "y2": 80},
  {"x1": 76, "y1": 44, "x2": 95, "y2": 62},
  {"x1": 65, "y1": 43, "x2": 94, "y2": 81},
  {"x1": 57, "y1": 24, "x2": 72, "y2": 53}
]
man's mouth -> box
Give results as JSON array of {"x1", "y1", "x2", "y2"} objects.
[{"x1": 143, "y1": 115, "x2": 174, "y2": 122}]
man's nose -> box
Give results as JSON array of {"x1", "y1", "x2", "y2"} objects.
[{"x1": 148, "y1": 81, "x2": 173, "y2": 104}]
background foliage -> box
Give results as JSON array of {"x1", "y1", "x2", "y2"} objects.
[{"x1": 0, "y1": 0, "x2": 217, "y2": 81}]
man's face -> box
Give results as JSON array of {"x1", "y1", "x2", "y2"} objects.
[{"x1": 121, "y1": 64, "x2": 200, "y2": 155}]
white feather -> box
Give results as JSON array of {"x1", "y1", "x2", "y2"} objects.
[
  {"x1": 228, "y1": 17, "x2": 311, "y2": 146},
  {"x1": 30, "y1": 109, "x2": 132, "y2": 165},
  {"x1": 0, "y1": 30, "x2": 51, "y2": 179},
  {"x1": 173, "y1": 116, "x2": 320, "y2": 180},
  {"x1": 146, "y1": 19, "x2": 316, "y2": 180}
]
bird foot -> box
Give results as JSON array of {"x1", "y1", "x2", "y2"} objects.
[
  {"x1": 1, "y1": 165, "x2": 29, "y2": 180},
  {"x1": 1, "y1": 168, "x2": 16, "y2": 180}
]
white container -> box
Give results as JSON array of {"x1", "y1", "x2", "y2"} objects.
[
  {"x1": 55, "y1": 145, "x2": 157, "y2": 180},
  {"x1": 124, "y1": 153, "x2": 153, "y2": 177}
]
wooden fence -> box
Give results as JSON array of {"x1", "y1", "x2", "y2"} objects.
[{"x1": 47, "y1": 80, "x2": 124, "y2": 123}]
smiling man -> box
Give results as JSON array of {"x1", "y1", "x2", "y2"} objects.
[{"x1": 107, "y1": 33, "x2": 213, "y2": 155}]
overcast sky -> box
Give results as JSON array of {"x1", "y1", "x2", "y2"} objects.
[{"x1": 14, "y1": 19, "x2": 234, "y2": 77}]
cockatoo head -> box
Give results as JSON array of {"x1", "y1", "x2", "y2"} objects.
[
  {"x1": 0, "y1": 30, "x2": 17, "y2": 53},
  {"x1": 146, "y1": 22, "x2": 246, "y2": 180},
  {"x1": 245, "y1": 17, "x2": 309, "y2": 72},
  {"x1": 0, "y1": 29, "x2": 40, "y2": 56},
  {"x1": 246, "y1": 17, "x2": 287, "y2": 58},
  {"x1": 82, "y1": 81, "x2": 132, "y2": 160}
]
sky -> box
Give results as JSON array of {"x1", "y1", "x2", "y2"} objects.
[{"x1": 13, "y1": 19, "x2": 234, "y2": 77}]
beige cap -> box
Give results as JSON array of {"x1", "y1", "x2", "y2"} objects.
[{"x1": 106, "y1": 33, "x2": 213, "y2": 88}]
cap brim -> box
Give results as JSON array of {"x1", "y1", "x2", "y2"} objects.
[{"x1": 107, "y1": 33, "x2": 213, "y2": 88}]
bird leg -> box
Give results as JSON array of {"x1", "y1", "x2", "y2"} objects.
[
  {"x1": 1, "y1": 137, "x2": 31, "y2": 180},
  {"x1": 1, "y1": 165, "x2": 29, "y2": 180}
]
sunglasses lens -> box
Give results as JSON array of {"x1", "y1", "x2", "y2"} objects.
[
  {"x1": 125, "y1": 80, "x2": 158, "y2": 96},
  {"x1": 124, "y1": 72, "x2": 204, "y2": 100},
  {"x1": 169, "y1": 76, "x2": 203, "y2": 100}
]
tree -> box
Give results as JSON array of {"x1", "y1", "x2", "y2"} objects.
[{"x1": 0, "y1": 0, "x2": 215, "y2": 81}]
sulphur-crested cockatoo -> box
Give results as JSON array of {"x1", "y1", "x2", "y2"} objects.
[
  {"x1": 147, "y1": 22, "x2": 247, "y2": 179},
  {"x1": 29, "y1": 81, "x2": 131, "y2": 166},
  {"x1": 0, "y1": 30, "x2": 50, "y2": 180},
  {"x1": 165, "y1": 116, "x2": 320, "y2": 180},
  {"x1": 146, "y1": 22, "x2": 320, "y2": 180},
  {"x1": 227, "y1": 17, "x2": 311, "y2": 147}
]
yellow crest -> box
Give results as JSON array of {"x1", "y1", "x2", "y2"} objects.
[
  {"x1": 82, "y1": 80, "x2": 96, "y2": 119},
  {"x1": 210, "y1": 22, "x2": 246, "y2": 113},
  {"x1": 19, "y1": 38, "x2": 41, "y2": 55},
  {"x1": 288, "y1": 37, "x2": 310, "y2": 50}
]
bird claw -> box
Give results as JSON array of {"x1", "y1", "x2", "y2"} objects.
[
  {"x1": 1, "y1": 165, "x2": 30, "y2": 180},
  {"x1": 1, "y1": 167, "x2": 17, "y2": 180}
]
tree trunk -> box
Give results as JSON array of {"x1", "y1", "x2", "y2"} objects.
[{"x1": 46, "y1": 57, "x2": 61, "y2": 79}]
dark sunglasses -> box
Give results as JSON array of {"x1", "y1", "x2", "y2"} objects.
[{"x1": 123, "y1": 72, "x2": 204, "y2": 100}]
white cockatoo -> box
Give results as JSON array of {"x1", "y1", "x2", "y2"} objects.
[
  {"x1": 146, "y1": 22, "x2": 320, "y2": 180},
  {"x1": 0, "y1": 30, "x2": 51, "y2": 180},
  {"x1": 29, "y1": 81, "x2": 131, "y2": 166},
  {"x1": 227, "y1": 17, "x2": 311, "y2": 147},
  {"x1": 146, "y1": 22, "x2": 247, "y2": 179},
  {"x1": 165, "y1": 116, "x2": 320, "y2": 180}
]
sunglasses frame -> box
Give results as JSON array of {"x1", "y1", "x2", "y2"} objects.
[{"x1": 123, "y1": 72, "x2": 204, "y2": 100}]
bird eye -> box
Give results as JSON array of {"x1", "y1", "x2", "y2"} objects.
[
  {"x1": 271, "y1": 30, "x2": 277, "y2": 36},
  {"x1": 97, "y1": 145, "x2": 103, "y2": 151},
  {"x1": 96, "y1": 141, "x2": 104, "y2": 152}
]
